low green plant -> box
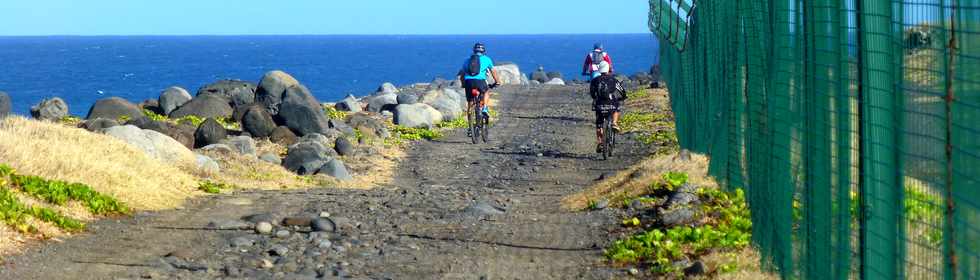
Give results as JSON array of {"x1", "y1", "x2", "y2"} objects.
[
  {"x1": 198, "y1": 180, "x2": 233, "y2": 194},
  {"x1": 324, "y1": 106, "x2": 349, "y2": 120},
  {"x1": 436, "y1": 117, "x2": 468, "y2": 129},
  {"x1": 626, "y1": 88, "x2": 651, "y2": 99},
  {"x1": 663, "y1": 172, "x2": 689, "y2": 190},
  {"x1": 605, "y1": 188, "x2": 752, "y2": 275},
  {"x1": 7, "y1": 173, "x2": 129, "y2": 215},
  {"x1": 586, "y1": 199, "x2": 599, "y2": 210},
  {"x1": 143, "y1": 109, "x2": 168, "y2": 122},
  {"x1": 59, "y1": 116, "x2": 83, "y2": 126},
  {"x1": 29, "y1": 206, "x2": 85, "y2": 232},
  {"x1": 390, "y1": 126, "x2": 443, "y2": 141},
  {"x1": 0, "y1": 186, "x2": 84, "y2": 233}
]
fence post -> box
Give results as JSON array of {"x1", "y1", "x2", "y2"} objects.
[{"x1": 858, "y1": 0, "x2": 902, "y2": 279}]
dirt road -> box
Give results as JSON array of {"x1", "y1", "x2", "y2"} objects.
[{"x1": 0, "y1": 85, "x2": 651, "y2": 279}]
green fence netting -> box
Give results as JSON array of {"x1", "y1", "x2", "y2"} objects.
[{"x1": 650, "y1": 0, "x2": 979, "y2": 279}]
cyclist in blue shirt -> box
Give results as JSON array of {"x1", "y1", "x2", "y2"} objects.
[{"x1": 457, "y1": 43, "x2": 501, "y2": 136}]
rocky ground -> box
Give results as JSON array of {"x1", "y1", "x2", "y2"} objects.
[{"x1": 0, "y1": 84, "x2": 655, "y2": 280}]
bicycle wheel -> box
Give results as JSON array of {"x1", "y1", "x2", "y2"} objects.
[
  {"x1": 470, "y1": 108, "x2": 479, "y2": 144},
  {"x1": 481, "y1": 112, "x2": 489, "y2": 143}
]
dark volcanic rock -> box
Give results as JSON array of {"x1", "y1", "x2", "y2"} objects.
[
  {"x1": 334, "y1": 94, "x2": 361, "y2": 113},
  {"x1": 255, "y1": 70, "x2": 301, "y2": 115},
  {"x1": 170, "y1": 94, "x2": 233, "y2": 119},
  {"x1": 346, "y1": 112, "x2": 390, "y2": 139},
  {"x1": 159, "y1": 86, "x2": 192, "y2": 115},
  {"x1": 270, "y1": 126, "x2": 298, "y2": 146},
  {"x1": 283, "y1": 141, "x2": 333, "y2": 175},
  {"x1": 242, "y1": 105, "x2": 276, "y2": 138},
  {"x1": 195, "y1": 118, "x2": 228, "y2": 148},
  {"x1": 86, "y1": 97, "x2": 143, "y2": 120},
  {"x1": 0, "y1": 91, "x2": 10, "y2": 118},
  {"x1": 80, "y1": 118, "x2": 120, "y2": 132},
  {"x1": 197, "y1": 80, "x2": 256, "y2": 108},
  {"x1": 138, "y1": 119, "x2": 196, "y2": 149},
  {"x1": 278, "y1": 85, "x2": 329, "y2": 136},
  {"x1": 364, "y1": 93, "x2": 397, "y2": 113},
  {"x1": 334, "y1": 137, "x2": 354, "y2": 156},
  {"x1": 396, "y1": 92, "x2": 418, "y2": 105}
]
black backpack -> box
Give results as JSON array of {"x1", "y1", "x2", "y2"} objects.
[
  {"x1": 467, "y1": 55, "x2": 482, "y2": 76},
  {"x1": 595, "y1": 77, "x2": 621, "y2": 102}
]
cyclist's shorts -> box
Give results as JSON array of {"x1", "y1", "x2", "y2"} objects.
[
  {"x1": 594, "y1": 103, "x2": 621, "y2": 128},
  {"x1": 464, "y1": 79, "x2": 489, "y2": 103}
]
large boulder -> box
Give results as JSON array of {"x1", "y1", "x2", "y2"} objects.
[
  {"x1": 283, "y1": 141, "x2": 334, "y2": 175},
  {"x1": 103, "y1": 125, "x2": 194, "y2": 164},
  {"x1": 225, "y1": 135, "x2": 257, "y2": 156},
  {"x1": 0, "y1": 91, "x2": 10, "y2": 118},
  {"x1": 30, "y1": 97, "x2": 69, "y2": 121},
  {"x1": 195, "y1": 153, "x2": 220, "y2": 174},
  {"x1": 241, "y1": 105, "x2": 276, "y2": 138},
  {"x1": 421, "y1": 88, "x2": 464, "y2": 121},
  {"x1": 270, "y1": 126, "x2": 298, "y2": 146},
  {"x1": 531, "y1": 67, "x2": 549, "y2": 83},
  {"x1": 317, "y1": 159, "x2": 352, "y2": 181},
  {"x1": 544, "y1": 78, "x2": 566, "y2": 86},
  {"x1": 196, "y1": 80, "x2": 256, "y2": 108},
  {"x1": 394, "y1": 103, "x2": 443, "y2": 128},
  {"x1": 255, "y1": 70, "x2": 301, "y2": 115},
  {"x1": 131, "y1": 118, "x2": 196, "y2": 149},
  {"x1": 396, "y1": 92, "x2": 419, "y2": 105},
  {"x1": 86, "y1": 97, "x2": 143, "y2": 121},
  {"x1": 364, "y1": 93, "x2": 398, "y2": 113},
  {"x1": 377, "y1": 82, "x2": 399, "y2": 95},
  {"x1": 169, "y1": 94, "x2": 233, "y2": 119},
  {"x1": 334, "y1": 137, "x2": 354, "y2": 156},
  {"x1": 547, "y1": 72, "x2": 563, "y2": 80},
  {"x1": 346, "y1": 112, "x2": 390, "y2": 139},
  {"x1": 334, "y1": 94, "x2": 362, "y2": 113},
  {"x1": 488, "y1": 63, "x2": 524, "y2": 85},
  {"x1": 80, "y1": 118, "x2": 120, "y2": 132},
  {"x1": 194, "y1": 118, "x2": 228, "y2": 148},
  {"x1": 278, "y1": 85, "x2": 330, "y2": 136},
  {"x1": 159, "y1": 86, "x2": 192, "y2": 115}
]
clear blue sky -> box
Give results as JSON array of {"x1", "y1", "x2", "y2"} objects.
[{"x1": 0, "y1": 1, "x2": 650, "y2": 36}]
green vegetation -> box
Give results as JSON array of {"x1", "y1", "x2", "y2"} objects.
[
  {"x1": 904, "y1": 186, "x2": 944, "y2": 246},
  {"x1": 626, "y1": 88, "x2": 651, "y2": 99},
  {"x1": 5, "y1": 172, "x2": 129, "y2": 216},
  {"x1": 619, "y1": 112, "x2": 678, "y2": 147},
  {"x1": 0, "y1": 166, "x2": 90, "y2": 233},
  {"x1": 142, "y1": 109, "x2": 240, "y2": 130},
  {"x1": 323, "y1": 106, "x2": 349, "y2": 120},
  {"x1": 436, "y1": 117, "x2": 468, "y2": 129},
  {"x1": 605, "y1": 171, "x2": 752, "y2": 276},
  {"x1": 198, "y1": 180, "x2": 233, "y2": 194},
  {"x1": 58, "y1": 116, "x2": 83, "y2": 126},
  {"x1": 390, "y1": 126, "x2": 444, "y2": 141}
]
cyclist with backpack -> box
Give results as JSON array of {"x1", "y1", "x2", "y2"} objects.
[
  {"x1": 590, "y1": 61, "x2": 626, "y2": 153},
  {"x1": 457, "y1": 42, "x2": 501, "y2": 137},
  {"x1": 582, "y1": 43, "x2": 614, "y2": 80}
]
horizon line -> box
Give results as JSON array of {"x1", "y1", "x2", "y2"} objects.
[{"x1": 0, "y1": 32, "x2": 654, "y2": 37}]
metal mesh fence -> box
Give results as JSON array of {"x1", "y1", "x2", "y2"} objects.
[{"x1": 649, "y1": 0, "x2": 979, "y2": 279}]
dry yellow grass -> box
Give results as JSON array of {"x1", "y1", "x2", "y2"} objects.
[
  {"x1": 703, "y1": 248, "x2": 779, "y2": 280},
  {"x1": 0, "y1": 117, "x2": 198, "y2": 210},
  {"x1": 196, "y1": 149, "x2": 314, "y2": 190},
  {"x1": 562, "y1": 151, "x2": 714, "y2": 210}
]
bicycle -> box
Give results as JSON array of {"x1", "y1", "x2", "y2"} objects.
[
  {"x1": 468, "y1": 85, "x2": 494, "y2": 144},
  {"x1": 596, "y1": 104, "x2": 617, "y2": 160}
]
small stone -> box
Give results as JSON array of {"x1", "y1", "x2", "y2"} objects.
[
  {"x1": 275, "y1": 230, "x2": 291, "y2": 238},
  {"x1": 269, "y1": 245, "x2": 289, "y2": 257},
  {"x1": 256, "y1": 222, "x2": 274, "y2": 235},
  {"x1": 595, "y1": 199, "x2": 610, "y2": 210},
  {"x1": 311, "y1": 218, "x2": 336, "y2": 232},
  {"x1": 260, "y1": 258, "x2": 275, "y2": 269},
  {"x1": 317, "y1": 240, "x2": 333, "y2": 249},
  {"x1": 230, "y1": 236, "x2": 255, "y2": 248},
  {"x1": 628, "y1": 268, "x2": 640, "y2": 275},
  {"x1": 282, "y1": 217, "x2": 312, "y2": 227},
  {"x1": 318, "y1": 212, "x2": 330, "y2": 218}
]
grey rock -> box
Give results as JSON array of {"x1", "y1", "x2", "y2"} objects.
[
  {"x1": 86, "y1": 97, "x2": 143, "y2": 121},
  {"x1": 334, "y1": 137, "x2": 354, "y2": 156},
  {"x1": 195, "y1": 153, "x2": 220, "y2": 174},
  {"x1": 270, "y1": 126, "x2": 298, "y2": 146},
  {"x1": 316, "y1": 159, "x2": 352, "y2": 181},
  {"x1": 531, "y1": 69, "x2": 549, "y2": 83},
  {"x1": 487, "y1": 63, "x2": 524, "y2": 85},
  {"x1": 346, "y1": 112, "x2": 390, "y2": 139},
  {"x1": 30, "y1": 97, "x2": 69, "y2": 121},
  {"x1": 81, "y1": 118, "x2": 120, "y2": 132},
  {"x1": 283, "y1": 141, "x2": 333, "y2": 175},
  {"x1": 259, "y1": 153, "x2": 281, "y2": 165},
  {"x1": 420, "y1": 88, "x2": 464, "y2": 121},
  {"x1": 130, "y1": 118, "x2": 196, "y2": 149},
  {"x1": 595, "y1": 199, "x2": 610, "y2": 210},
  {"x1": 377, "y1": 82, "x2": 399, "y2": 95},
  {"x1": 327, "y1": 119, "x2": 354, "y2": 135},
  {"x1": 255, "y1": 71, "x2": 301, "y2": 115},
  {"x1": 311, "y1": 218, "x2": 336, "y2": 232},
  {"x1": 269, "y1": 245, "x2": 289, "y2": 256},
  {"x1": 201, "y1": 143, "x2": 234, "y2": 154},
  {"x1": 194, "y1": 118, "x2": 228, "y2": 148},
  {"x1": 394, "y1": 103, "x2": 442, "y2": 128},
  {"x1": 0, "y1": 91, "x2": 10, "y2": 118},
  {"x1": 463, "y1": 201, "x2": 506, "y2": 216},
  {"x1": 544, "y1": 78, "x2": 566, "y2": 86},
  {"x1": 230, "y1": 236, "x2": 255, "y2": 248},
  {"x1": 278, "y1": 85, "x2": 330, "y2": 136},
  {"x1": 103, "y1": 125, "x2": 194, "y2": 164},
  {"x1": 659, "y1": 207, "x2": 697, "y2": 227},
  {"x1": 396, "y1": 92, "x2": 418, "y2": 105},
  {"x1": 546, "y1": 71, "x2": 563, "y2": 80},
  {"x1": 169, "y1": 94, "x2": 233, "y2": 119},
  {"x1": 206, "y1": 219, "x2": 251, "y2": 230},
  {"x1": 242, "y1": 105, "x2": 276, "y2": 138},
  {"x1": 275, "y1": 230, "x2": 291, "y2": 238},
  {"x1": 225, "y1": 135, "x2": 257, "y2": 156},
  {"x1": 196, "y1": 80, "x2": 256, "y2": 108},
  {"x1": 159, "y1": 86, "x2": 192, "y2": 115},
  {"x1": 364, "y1": 93, "x2": 397, "y2": 113},
  {"x1": 334, "y1": 94, "x2": 361, "y2": 112}
]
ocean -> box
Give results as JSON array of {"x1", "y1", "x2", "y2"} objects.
[{"x1": 0, "y1": 34, "x2": 659, "y2": 116}]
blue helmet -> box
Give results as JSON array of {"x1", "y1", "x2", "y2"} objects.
[
  {"x1": 473, "y1": 43, "x2": 486, "y2": 54},
  {"x1": 593, "y1": 43, "x2": 603, "y2": 51}
]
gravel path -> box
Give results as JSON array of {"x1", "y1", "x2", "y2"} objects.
[{"x1": 0, "y1": 85, "x2": 652, "y2": 279}]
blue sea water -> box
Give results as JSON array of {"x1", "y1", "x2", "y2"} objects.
[{"x1": 0, "y1": 34, "x2": 659, "y2": 116}]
